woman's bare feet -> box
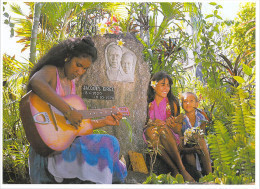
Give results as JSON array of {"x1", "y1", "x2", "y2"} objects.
[
  {"x1": 180, "y1": 170, "x2": 195, "y2": 182},
  {"x1": 171, "y1": 169, "x2": 179, "y2": 177}
]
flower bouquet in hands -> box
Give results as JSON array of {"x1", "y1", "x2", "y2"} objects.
[{"x1": 183, "y1": 127, "x2": 204, "y2": 147}]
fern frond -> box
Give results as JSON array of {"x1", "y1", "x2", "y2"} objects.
[
  {"x1": 231, "y1": 88, "x2": 255, "y2": 138},
  {"x1": 234, "y1": 143, "x2": 255, "y2": 179},
  {"x1": 197, "y1": 86, "x2": 234, "y2": 116},
  {"x1": 230, "y1": 88, "x2": 255, "y2": 180},
  {"x1": 207, "y1": 120, "x2": 236, "y2": 170}
]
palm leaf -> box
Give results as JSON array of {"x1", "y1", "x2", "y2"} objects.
[
  {"x1": 3, "y1": 54, "x2": 33, "y2": 97},
  {"x1": 160, "y1": 2, "x2": 183, "y2": 19},
  {"x1": 219, "y1": 54, "x2": 233, "y2": 71},
  {"x1": 233, "y1": 54, "x2": 242, "y2": 76},
  {"x1": 9, "y1": 3, "x2": 25, "y2": 16},
  {"x1": 215, "y1": 61, "x2": 234, "y2": 76}
]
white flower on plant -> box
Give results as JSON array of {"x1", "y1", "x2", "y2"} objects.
[
  {"x1": 117, "y1": 39, "x2": 125, "y2": 47},
  {"x1": 151, "y1": 81, "x2": 158, "y2": 88},
  {"x1": 97, "y1": 23, "x2": 108, "y2": 36},
  {"x1": 97, "y1": 23, "x2": 107, "y2": 29},
  {"x1": 99, "y1": 27, "x2": 107, "y2": 36},
  {"x1": 97, "y1": 23, "x2": 102, "y2": 28}
]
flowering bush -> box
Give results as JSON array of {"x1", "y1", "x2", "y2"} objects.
[
  {"x1": 183, "y1": 127, "x2": 204, "y2": 146},
  {"x1": 97, "y1": 15, "x2": 121, "y2": 36}
]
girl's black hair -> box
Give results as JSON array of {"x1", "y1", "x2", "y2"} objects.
[
  {"x1": 28, "y1": 36, "x2": 97, "y2": 81},
  {"x1": 147, "y1": 71, "x2": 180, "y2": 117}
]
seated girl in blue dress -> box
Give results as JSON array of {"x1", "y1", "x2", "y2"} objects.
[{"x1": 180, "y1": 92, "x2": 212, "y2": 176}]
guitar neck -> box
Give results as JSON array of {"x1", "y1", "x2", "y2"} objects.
[{"x1": 79, "y1": 108, "x2": 119, "y2": 119}]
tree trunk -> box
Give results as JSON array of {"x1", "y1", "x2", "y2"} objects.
[
  {"x1": 29, "y1": 2, "x2": 42, "y2": 64},
  {"x1": 145, "y1": 3, "x2": 150, "y2": 47}
]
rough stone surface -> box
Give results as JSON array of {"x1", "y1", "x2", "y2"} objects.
[
  {"x1": 76, "y1": 34, "x2": 151, "y2": 164},
  {"x1": 125, "y1": 171, "x2": 149, "y2": 184}
]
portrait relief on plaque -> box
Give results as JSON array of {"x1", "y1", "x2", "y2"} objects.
[{"x1": 105, "y1": 42, "x2": 137, "y2": 82}]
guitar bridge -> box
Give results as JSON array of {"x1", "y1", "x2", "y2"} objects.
[{"x1": 33, "y1": 112, "x2": 51, "y2": 124}]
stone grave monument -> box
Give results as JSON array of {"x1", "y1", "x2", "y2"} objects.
[{"x1": 76, "y1": 33, "x2": 150, "y2": 166}]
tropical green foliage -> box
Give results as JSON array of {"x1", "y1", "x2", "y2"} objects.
[
  {"x1": 143, "y1": 173, "x2": 185, "y2": 184},
  {"x1": 2, "y1": 2, "x2": 256, "y2": 184},
  {"x1": 143, "y1": 2, "x2": 255, "y2": 185},
  {"x1": 134, "y1": 2, "x2": 195, "y2": 89},
  {"x1": 3, "y1": 2, "x2": 15, "y2": 37},
  {"x1": 229, "y1": 2, "x2": 256, "y2": 62},
  {"x1": 121, "y1": 118, "x2": 133, "y2": 143},
  {"x1": 2, "y1": 54, "x2": 33, "y2": 183},
  {"x1": 195, "y1": 6, "x2": 255, "y2": 182}
]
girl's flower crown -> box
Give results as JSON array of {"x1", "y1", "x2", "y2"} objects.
[{"x1": 151, "y1": 81, "x2": 158, "y2": 88}]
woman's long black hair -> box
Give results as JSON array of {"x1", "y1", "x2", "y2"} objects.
[
  {"x1": 27, "y1": 36, "x2": 97, "y2": 91},
  {"x1": 147, "y1": 71, "x2": 180, "y2": 117}
]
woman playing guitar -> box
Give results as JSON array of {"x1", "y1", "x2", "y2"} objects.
[{"x1": 25, "y1": 36, "x2": 127, "y2": 184}]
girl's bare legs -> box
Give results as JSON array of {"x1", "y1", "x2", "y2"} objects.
[
  {"x1": 159, "y1": 148, "x2": 179, "y2": 176},
  {"x1": 145, "y1": 126, "x2": 179, "y2": 176},
  {"x1": 197, "y1": 138, "x2": 212, "y2": 174},
  {"x1": 145, "y1": 126, "x2": 194, "y2": 182},
  {"x1": 159, "y1": 127, "x2": 194, "y2": 182},
  {"x1": 184, "y1": 153, "x2": 197, "y2": 168}
]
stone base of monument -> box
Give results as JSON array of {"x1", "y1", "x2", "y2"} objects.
[
  {"x1": 124, "y1": 154, "x2": 172, "y2": 184},
  {"x1": 125, "y1": 171, "x2": 149, "y2": 184}
]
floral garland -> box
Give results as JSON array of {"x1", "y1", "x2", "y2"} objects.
[{"x1": 148, "y1": 97, "x2": 171, "y2": 121}]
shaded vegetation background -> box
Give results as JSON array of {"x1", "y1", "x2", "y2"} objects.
[{"x1": 2, "y1": 2, "x2": 256, "y2": 184}]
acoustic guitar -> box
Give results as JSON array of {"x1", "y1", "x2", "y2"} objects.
[{"x1": 20, "y1": 91, "x2": 130, "y2": 156}]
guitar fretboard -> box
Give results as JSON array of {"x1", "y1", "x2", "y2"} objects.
[{"x1": 79, "y1": 108, "x2": 121, "y2": 119}]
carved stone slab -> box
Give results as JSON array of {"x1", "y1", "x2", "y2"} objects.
[
  {"x1": 105, "y1": 42, "x2": 137, "y2": 82},
  {"x1": 76, "y1": 33, "x2": 151, "y2": 158}
]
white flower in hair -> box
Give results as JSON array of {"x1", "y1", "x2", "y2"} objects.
[{"x1": 151, "y1": 81, "x2": 158, "y2": 88}]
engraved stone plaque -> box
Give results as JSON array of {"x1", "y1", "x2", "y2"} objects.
[{"x1": 82, "y1": 85, "x2": 115, "y2": 100}]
